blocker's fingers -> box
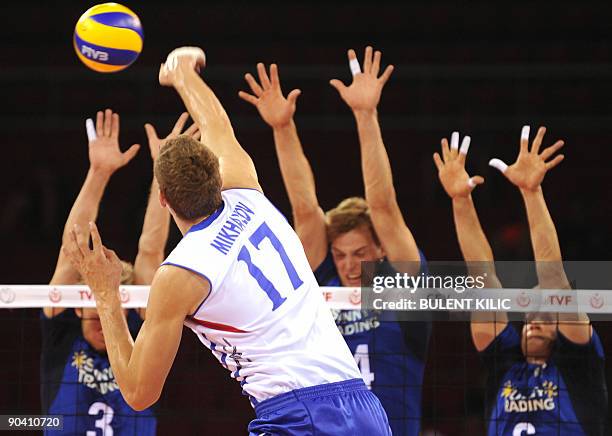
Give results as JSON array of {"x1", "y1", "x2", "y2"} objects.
[
  {"x1": 545, "y1": 154, "x2": 565, "y2": 170},
  {"x1": 329, "y1": 79, "x2": 347, "y2": 93},
  {"x1": 86, "y1": 118, "x2": 97, "y2": 142},
  {"x1": 379, "y1": 65, "x2": 394, "y2": 85},
  {"x1": 287, "y1": 89, "x2": 302, "y2": 105},
  {"x1": 88, "y1": 221, "x2": 103, "y2": 252},
  {"x1": 96, "y1": 111, "x2": 104, "y2": 136},
  {"x1": 111, "y1": 113, "x2": 120, "y2": 140},
  {"x1": 103, "y1": 109, "x2": 112, "y2": 137},
  {"x1": 348, "y1": 49, "x2": 361, "y2": 76},
  {"x1": 257, "y1": 63, "x2": 271, "y2": 89},
  {"x1": 520, "y1": 125, "x2": 530, "y2": 153},
  {"x1": 122, "y1": 144, "x2": 140, "y2": 164},
  {"x1": 531, "y1": 126, "x2": 546, "y2": 154},
  {"x1": 540, "y1": 140, "x2": 565, "y2": 161},
  {"x1": 244, "y1": 73, "x2": 263, "y2": 97},
  {"x1": 372, "y1": 50, "x2": 381, "y2": 77},
  {"x1": 468, "y1": 175, "x2": 484, "y2": 189},
  {"x1": 238, "y1": 90, "x2": 259, "y2": 105},
  {"x1": 441, "y1": 138, "x2": 451, "y2": 162},
  {"x1": 457, "y1": 136, "x2": 471, "y2": 165},
  {"x1": 450, "y1": 131, "x2": 460, "y2": 154},
  {"x1": 459, "y1": 136, "x2": 471, "y2": 155},
  {"x1": 270, "y1": 64, "x2": 281, "y2": 89},
  {"x1": 184, "y1": 123, "x2": 199, "y2": 137},
  {"x1": 363, "y1": 46, "x2": 373, "y2": 72},
  {"x1": 144, "y1": 123, "x2": 158, "y2": 142},
  {"x1": 172, "y1": 112, "x2": 190, "y2": 135},
  {"x1": 489, "y1": 158, "x2": 509, "y2": 174},
  {"x1": 433, "y1": 152, "x2": 444, "y2": 171}
]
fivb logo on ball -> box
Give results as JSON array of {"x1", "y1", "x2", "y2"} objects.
[{"x1": 73, "y1": 3, "x2": 144, "y2": 73}]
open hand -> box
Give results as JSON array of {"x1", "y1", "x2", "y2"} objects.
[
  {"x1": 433, "y1": 132, "x2": 484, "y2": 199},
  {"x1": 239, "y1": 63, "x2": 301, "y2": 129},
  {"x1": 489, "y1": 126, "x2": 564, "y2": 191},
  {"x1": 330, "y1": 46, "x2": 394, "y2": 114},
  {"x1": 88, "y1": 109, "x2": 140, "y2": 175},
  {"x1": 144, "y1": 112, "x2": 200, "y2": 161}
]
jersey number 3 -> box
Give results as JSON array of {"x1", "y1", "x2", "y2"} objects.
[
  {"x1": 87, "y1": 402, "x2": 114, "y2": 436},
  {"x1": 238, "y1": 222, "x2": 304, "y2": 310}
]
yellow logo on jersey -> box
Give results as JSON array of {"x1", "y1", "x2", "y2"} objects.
[{"x1": 501, "y1": 379, "x2": 559, "y2": 413}]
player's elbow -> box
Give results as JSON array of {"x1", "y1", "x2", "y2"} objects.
[
  {"x1": 124, "y1": 387, "x2": 160, "y2": 411},
  {"x1": 367, "y1": 196, "x2": 397, "y2": 215},
  {"x1": 291, "y1": 200, "x2": 322, "y2": 218}
]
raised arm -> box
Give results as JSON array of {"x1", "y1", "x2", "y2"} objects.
[
  {"x1": 239, "y1": 63, "x2": 327, "y2": 269},
  {"x1": 330, "y1": 47, "x2": 419, "y2": 265},
  {"x1": 159, "y1": 47, "x2": 260, "y2": 192},
  {"x1": 64, "y1": 222, "x2": 208, "y2": 411},
  {"x1": 47, "y1": 109, "x2": 140, "y2": 318},
  {"x1": 134, "y1": 113, "x2": 199, "y2": 286},
  {"x1": 433, "y1": 132, "x2": 505, "y2": 350},
  {"x1": 490, "y1": 126, "x2": 588, "y2": 343}
]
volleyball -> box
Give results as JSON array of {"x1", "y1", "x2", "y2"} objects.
[{"x1": 73, "y1": 3, "x2": 144, "y2": 73}]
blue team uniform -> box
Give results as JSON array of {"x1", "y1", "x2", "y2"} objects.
[
  {"x1": 314, "y1": 251, "x2": 431, "y2": 436},
  {"x1": 40, "y1": 309, "x2": 156, "y2": 435},
  {"x1": 482, "y1": 323, "x2": 607, "y2": 435}
]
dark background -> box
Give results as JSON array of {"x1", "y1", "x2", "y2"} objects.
[{"x1": 1, "y1": 1, "x2": 611, "y2": 434}]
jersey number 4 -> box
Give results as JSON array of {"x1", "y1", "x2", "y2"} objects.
[
  {"x1": 238, "y1": 222, "x2": 304, "y2": 311},
  {"x1": 354, "y1": 344, "x2": 375, "y2": 389}
]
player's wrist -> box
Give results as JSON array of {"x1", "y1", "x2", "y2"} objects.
[
  {"x1": 452, "y1": 194, "x2": 473, "y2": 204},
  {"x1": 272, "y1": 118, "x2": 296, "y2": 132},
  {"x1": 93, "y1": 286, "x2": 123, "y2": 310},
  {"x1": 88, "y1": 166, "x2": 115, "y2": 180},
  {"x1": 520, "y1": 185, "x2": 543, "y2": 197},
  {"x1": 352, "y1": 108, "x2": 378, "y2": 121}
]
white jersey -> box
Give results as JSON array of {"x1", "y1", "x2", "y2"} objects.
[{"x1": 163, "y1": 188, "x2": 360, "y2": 404}]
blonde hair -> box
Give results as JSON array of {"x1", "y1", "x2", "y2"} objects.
[{"x1": 325, "y1": 197, "x2": 380, "y2": 245}]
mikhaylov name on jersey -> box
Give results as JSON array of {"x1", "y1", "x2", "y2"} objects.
[{"x1": 210, "y1": 202, "x2": 256, "y2": 255}]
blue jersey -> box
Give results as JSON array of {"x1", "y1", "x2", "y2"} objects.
[
  {"x1": 40, "y1": 309, "x2": 156, "y2": 435},
  {"x1": 314, "y1": 251, "x2": 431, "y2": 436},
  {"x1": 481, "y1": 323, "x2": 607, "y2": 436}
]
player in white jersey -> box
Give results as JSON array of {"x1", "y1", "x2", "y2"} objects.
[{"x1": 64, "y1": 46, "x2": 391, "y2": 435}]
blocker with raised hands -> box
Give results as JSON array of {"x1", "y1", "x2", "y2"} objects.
[
  {"x1": 489, "y1": 125, "x2": 565, "y2": 191},
  {"x1": 239, "y1": 63, "x2": 301, "y2": 129},
  {"x1": 330, "y1": 46, "x2": 394, "y2": 113},
  {"x1": 433, "y1": 131, "x2": 484, "y2": 199}
]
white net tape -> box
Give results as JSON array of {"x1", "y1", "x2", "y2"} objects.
[
  {"x1": 1, "y1": 285, "x2": 611, "y2": 313},
  {"x1": 0, "y1": 285, "x2": 363, "y2": 310}
]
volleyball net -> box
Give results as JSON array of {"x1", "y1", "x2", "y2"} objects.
[{"x1": 1, "y1": 280, "x2": 610, "y2": 435}]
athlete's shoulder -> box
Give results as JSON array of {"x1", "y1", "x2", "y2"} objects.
[
  {"x1": 314, "y1": 249, "x2": 339, "y2": 286},
  {"x1": 222, "y1": 187, "x2": 288, "y2": 222},
  {"x1": 150, "y1": 265, "x2": 211, "y2": 317}
]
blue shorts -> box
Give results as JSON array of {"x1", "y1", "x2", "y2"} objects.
[{"x1": 248, "y1": 379, "x2": 391, "y2": 436}]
